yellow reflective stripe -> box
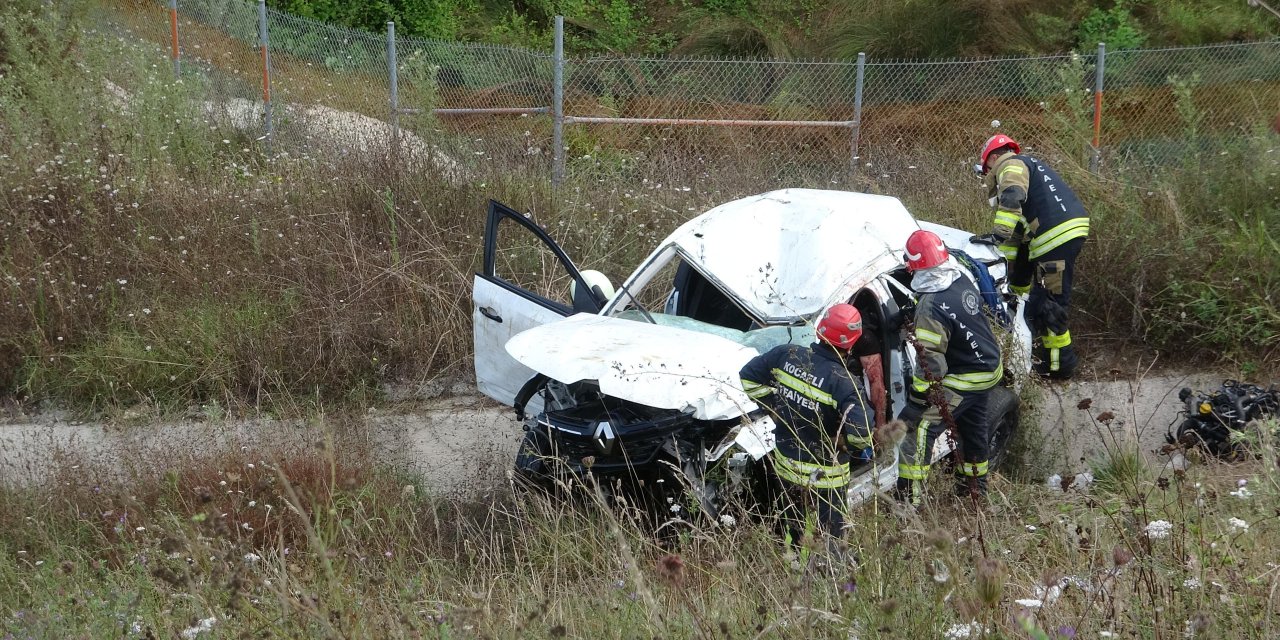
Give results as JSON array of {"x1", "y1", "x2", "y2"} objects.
[
  {"x1": 776, "y1": 454, "x2": 851, "y2": 479},
  {"x1": 742, "y1": 380, "x2": 773, "y2": 399},
  {"x1": 773, "y1": 452, "x2": 850, "y2": 489},
  {"x1": 1042, "y1": 330, "x2": 1072, "y2": 348},
  {"x1": 898, "y1": 464, "x2": 929, "y2": 480},
  {"x1": 959, "y1": 460, "x2": 989, "y2": 477},
  {"x1": 1029, "y1": 218, "x2": 1089, "y2": 259},
  {"x1": 912, "y1": 376, "x2": 931, "y2": 393},
  {"x1": 915, "y1": 328, "x2": 943, "y2": 346},
  {"x1": 1050, "y1": 348, "x2": 1060, "y2": 372},
  {"x1": 771, "y1": 368, "x2": 835, "y2": 407},
  {"x1": 993, "y1": 211, "x2": 1024, "y2": 230},
  {"x1": 1010, "y1": 283, "x2": 1031, "y2": 295},
  {"x1": 941, "y1": 374, "x2": 1003, "y2": 392},
  {"x1": 940, "y1": 362, "x2": 1003, "y2": 392},
  {"x1": 946, "y1": 364, "x2": 1003, "y2": 383},
  {"x1": 998, "y1": 165, "x2": 1025, "y2": 180},
  {"x1": 846, "y1": 434, "x2": 874, "y2": 449}
]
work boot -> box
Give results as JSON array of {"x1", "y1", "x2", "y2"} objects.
[
  {"x1": 894, "y1": 477, "x2": 922, "y2": 505},
  {"x1": 954, "y1": 474, "x2": 988, "y2": 500}
]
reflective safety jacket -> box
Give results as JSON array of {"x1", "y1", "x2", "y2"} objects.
[
  {"x1": 986, "y1": 152, "x2": 1090, "y2": 261},
  {"x1": 739, "y1": 343, "x2": 873, "y2": 489},
  {"x1": 911, "y1": 278, "x2": 1004, "y2": 399}
]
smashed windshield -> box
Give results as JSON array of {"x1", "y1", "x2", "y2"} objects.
[{"x1": 611, "y1": 246, "x2": 814, "y2": 353}]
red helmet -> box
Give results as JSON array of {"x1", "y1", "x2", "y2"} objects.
[
  {"x1": 817, "y1": 303, "x2": 863, "y2": 350},
  {"x1": 904, "y1": 229, "x2": 949, "y2": 272},
  {"x1": 979, "y1": 134, "x2": 1021, "y2": 173}
]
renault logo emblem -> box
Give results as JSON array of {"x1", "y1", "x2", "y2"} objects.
[{"x1": 593, "y1": 421, "x2": 616, "y2": 454}]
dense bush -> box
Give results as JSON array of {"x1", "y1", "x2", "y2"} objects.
[{"x1": 262, "y1": 0, "x2": 1280, "y2": 57}]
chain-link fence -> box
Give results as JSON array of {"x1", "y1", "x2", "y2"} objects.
[{"x1": 109, "y1": 0, "x2": 1280, "y2": 191}]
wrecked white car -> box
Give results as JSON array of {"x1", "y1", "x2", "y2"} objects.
[{"x1": 473, "y1": 189, "x2": 1031, "y2": 513}]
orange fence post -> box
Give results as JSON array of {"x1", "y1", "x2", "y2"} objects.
[
  {"x1": 168, "y1": 0, "x2": 180, "y2": 79},
  {"x1": 257, "y1": 0, "x2": 273, "y2": 152},
  {"x1": 1091, "y1": 42, "x2": 1105, "y2": 173}
]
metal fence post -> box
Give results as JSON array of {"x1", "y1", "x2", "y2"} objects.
[
  {"x1": 168, "y1": 0, "x2": 180, "y2": 79},
  {"x1": 552, "y1": 15, "x2": 565, "y2": 186},
  {"x1": 257, "y1": 0, "x2": 274, "y2": 153},
  {"x1": 387, "y1": 22, "x2": 400, "y2": 160},
  {"x1": 851, "y1": 52, "x2": 866, "y2": 181},
  {"x1": 1091, "y1": 42, "x2": 1105, "y2": 174}
]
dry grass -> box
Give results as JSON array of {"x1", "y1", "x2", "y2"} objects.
[{"x1": 1, "y1": 410, "x2": 1277, "y2": 638}]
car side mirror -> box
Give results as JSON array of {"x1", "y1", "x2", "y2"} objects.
[{"x1": 572, "y1": 269, "x2": 616, "y2": 313}]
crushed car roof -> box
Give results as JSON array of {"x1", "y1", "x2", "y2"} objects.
[{"x1": 659, "y1": 188, "x2": 919, "y2": 322}]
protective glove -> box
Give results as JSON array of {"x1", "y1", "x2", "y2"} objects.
[
  {"x1": 969, "y1": 233, "x2": 1002, "y2": 246},
  {"x1": 897, "y1": 401, "x2": 927, "y2": 429},
  {"x1": 888, "y1": 302, "x2": 916, "y2": 332}
]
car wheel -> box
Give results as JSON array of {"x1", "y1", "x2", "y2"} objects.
[{"x1": 986, "y1": 386, "x2": 1019, "y2": 471}]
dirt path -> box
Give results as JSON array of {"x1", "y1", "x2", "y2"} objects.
[
  {"x1": 0, "y1": 371, "x2": 1233, "y2": 492},
  {"x1": 1022, "y1": 370, "x2": 1227, "y2": 477},
  {"x1": 0, "y1": 396, "x2": 516, "y2": 496}
]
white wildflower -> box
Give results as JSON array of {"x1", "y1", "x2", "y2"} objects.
[
  {"x1": 1229, "y1": 486, "x2": 1252, "y2": 499},
  {"x1": 1228, "y1": 517, "x2": 1249, "y2": 532},
  {"x1": 180, "y1": 616, "x2": 217, "y2": 639},
  {"x1": 1145, "y1": 520, "x2": 1174, "y2": 539},
  {"x1": 944, "y1": 621, "x2": 987, "y2": 639},
  {"x1": 1183, "y1": 578, "x2": 1201, "y2": 589},
  {"x1": 243, "y1": 553, "x2": 260, "y2": 564},
  {"x1": 719, "y1": 514, "x2": 737, "y2": 527},
  {"x1": 1070, "y1": 472, "x2": 1094, "y2": 490},
  {"x1": 1034, "y1": 579, "x2": 1066, "y2": 604},
  {"x1": 932, "y1": 559, "x2": 950, "y2": 583}
]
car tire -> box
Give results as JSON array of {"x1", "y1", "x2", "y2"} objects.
[{"x1": 986, "y1": 386, "x2": 1019, "y2": 472}]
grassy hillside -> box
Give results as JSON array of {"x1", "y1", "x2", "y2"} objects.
[
  {"x1": 3, "y1": 0, "x2": 1278, "y2": 412},
  {"x1": 268, "y1": 0, "x2": 1280, "y2": 57}
]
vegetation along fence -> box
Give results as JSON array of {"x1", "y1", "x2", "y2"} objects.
[{"x1": 114, "y1": 0, "x2": 1280, "y2": 192}]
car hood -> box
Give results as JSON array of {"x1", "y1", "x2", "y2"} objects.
[{"x1": 505, "y1": 313, "x2": 760, "y2": 421}]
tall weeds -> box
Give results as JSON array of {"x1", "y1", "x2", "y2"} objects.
[
  {"x1": 3, "y1": 1, "x2": 1278, "y2": 413},
  {"x1": 1, "y1": 413, "x2": 1276, "y2": 638}
]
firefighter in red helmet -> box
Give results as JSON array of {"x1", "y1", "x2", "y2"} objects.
[
  {"x1": 896, "y1": 230, "x2": 1004, "y2": 503},
  {"x1": 970, "y1": 133, "x2": 1088, "y2": 379},
  {"x1": 739, "y1": 303, "x2": 875, "y2": 541}
]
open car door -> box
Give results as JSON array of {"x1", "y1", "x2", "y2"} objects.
[{"x1": 473, "y1": 200, "x2": 605, "y2": 407}]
